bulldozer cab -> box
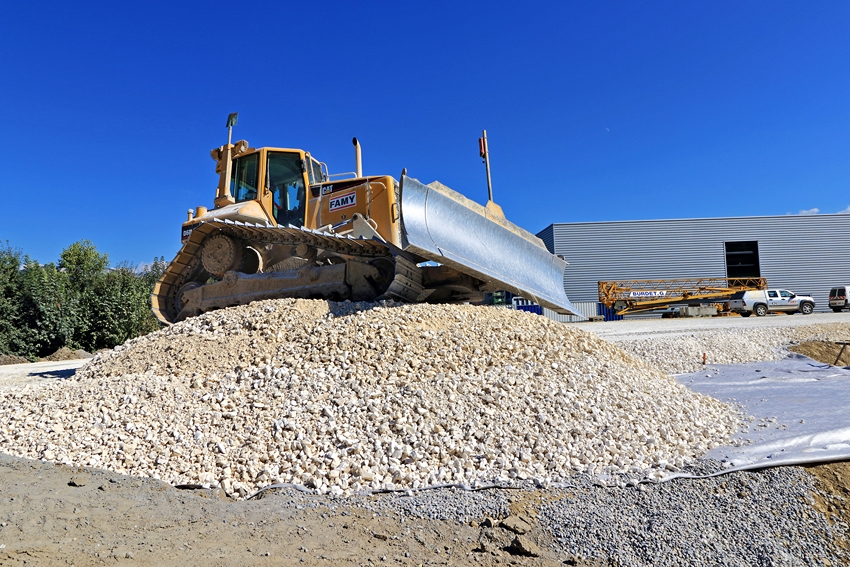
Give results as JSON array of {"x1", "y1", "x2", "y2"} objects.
[
  {"x1": 265, "y1": 151, "x2": 307, "y2": 226},
  {"x1": 231, "y1": 152, "x2": 260, "y2": 201},
  {"x1": 227, "y1": 148, "x2": 322, "y2": 228}
]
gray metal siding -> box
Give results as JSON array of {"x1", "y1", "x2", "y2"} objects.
[
  {"x1": 541, "y1": 301, "x2": 597, "y2": 323},
  {"x1": 537, "y1": 225, "x2": 555, "y2": 253},
  {"x1": 539, "y1": 214, "x2": 850, "y2": 313}
]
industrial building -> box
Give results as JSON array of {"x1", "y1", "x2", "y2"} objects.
[{"x1": 536, "y1": 213, "x2": 850, "y2": 319}]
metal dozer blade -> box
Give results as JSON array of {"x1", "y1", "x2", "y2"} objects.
[{"x1": 398, "y1": 175, "x2": 578, "y2": 316}]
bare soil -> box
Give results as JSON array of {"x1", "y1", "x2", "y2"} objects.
[
  {"x1": 805, "y1": 461, "x2": 850, "y2": 557},
  {"x1": 1, "y1": 451, "x2": 847, "y2": 566},
  {"x1": 41, "y1": 347, "x2": 92, "y2": 362},
  {"x1": 789, "y1": 341, "x2": 850, "y2": 366},
  {"x1": 0, "y1": 453, "x2": 564, "y2": 566},
  {"x1": 0, "y1": 348, "x2": 91, "y2": 366},
  {"x1": 0, "y1": 354, "x2": 28, "y2": 365}
]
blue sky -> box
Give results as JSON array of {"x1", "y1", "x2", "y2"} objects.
[{"x1": 2, "y1": 1, "x2": 849, "y2": 267}]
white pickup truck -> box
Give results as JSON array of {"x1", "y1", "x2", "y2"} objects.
[{"x1": 728, "y1": 289, "x2": 815, "y2": 317}]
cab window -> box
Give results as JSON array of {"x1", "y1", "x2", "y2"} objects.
[
  {"x1": 779, "y1": 290, "x2": 793, "y2": 298},
  {"x1": 309, "y1": 158, "x2": 324, "y2": 185},
  {"x1": 768, "y1": 291, "x2": 778, "y2": 298},
  {"x1": 268, "y1": 152, "x2": 306, "y2": 226},
  {"x1": 231, "y1": 153, "x2": 259, "y2": 202}
]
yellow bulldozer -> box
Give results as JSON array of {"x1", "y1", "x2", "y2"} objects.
[{"x1": 152, "y1": 116, "x2": 577, "y2": 324}]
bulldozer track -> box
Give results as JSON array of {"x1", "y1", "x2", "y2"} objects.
[{"x1": 152, "y1": 219, "x2": 424, "y2": 324}]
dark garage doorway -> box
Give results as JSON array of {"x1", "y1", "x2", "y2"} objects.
[{"x1": 725, "y1": 241, "x2": 761, "y2": 279}]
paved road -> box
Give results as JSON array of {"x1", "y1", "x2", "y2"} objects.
[{"x1": 0, "y1": 359, "x2": 90, "y2": 390}]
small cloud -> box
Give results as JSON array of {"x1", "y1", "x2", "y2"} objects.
[
  {"x1": 795, "y1": 208, "x2": 820, "y2": 215},
  {"x1": 838, "y1": 205, "x2": 850, "y2": 214}
]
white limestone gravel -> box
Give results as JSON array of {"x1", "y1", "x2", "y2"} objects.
[
  {"x1": 0, "y1": 299, "x2": 740, "y2": 498},
  {"x1": 2, "y1": 303, "x2": 849, "y2": 566},
  {"x1": 613, "y1": 322, "x2": 850, "y2": 374}
]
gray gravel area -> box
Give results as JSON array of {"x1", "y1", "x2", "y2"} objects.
[
  {"x1": 541, "y1": 463, "x2": 845, "y2": 567},
  {"x1": 348, "y1": 487, "x2": 512, "y2": 524},
  {"x1": 255, "y1": 459, "x2": 848, "y2": 567}
]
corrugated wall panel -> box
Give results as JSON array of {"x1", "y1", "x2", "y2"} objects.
[
  {"x1": 537, "y1": 225, "x2": 555, "y2": 253},
  {"x1": 541, "y1": 301, "x2": 597, "y2": 323},
  {"x1": 538, "y1": 214, "x2": 850, "y2": 313}
]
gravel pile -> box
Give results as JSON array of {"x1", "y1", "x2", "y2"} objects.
[
  {"x1": 0, "y1": 299, "x2": 739, "y2": 498},
  {"x1": 614, "y1": 323, "x2": 850, "y2": 374}
]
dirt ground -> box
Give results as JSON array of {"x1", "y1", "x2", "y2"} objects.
[
  {"x1": 0, "y1": 347, "x2": 91, "y2": 366},
  {"x1": 1, "y1": 450, "x2": 848, "y2": 567},
  {"x1": 806, "y1": 461, "x2": 850, "y2": 557},
  {"x1": 0, "y1": 452, "x2": 567, "y2": 566},
  {"x1": 789, "y1": 340, "x2": 850, "y2": 366}
]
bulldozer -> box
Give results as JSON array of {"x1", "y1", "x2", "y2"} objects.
[{"x1": 151, "y1": 118, "x2": 577, "y2": 324}]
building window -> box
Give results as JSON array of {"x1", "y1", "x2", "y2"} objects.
[{"x1": 725, "y1": 241, "x2": 760, "y2": 279}]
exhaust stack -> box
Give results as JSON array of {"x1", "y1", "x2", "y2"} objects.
[
  {"x1": 353, "y1": 137, "x2": 363, "y2": 178},
  {"x1": 222, "y1": 113, "x2": 239, "y2": 202}
]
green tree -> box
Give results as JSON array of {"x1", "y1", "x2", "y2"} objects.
[
  {"x1": 59, "y1": 240, "x2": 108, "y2": 293},
  {"x1": 16, "y1": 258, "x2": 75, "y2": 358},
  {"x1": 0, "y1": 242, "x2": 24, "y2": 355},
  {"x1": 1, "y1": 240, "x2": 166, "y2": 358},
  {"x1": 74, "y1": 260, "x2": 160, "y2": 351}
]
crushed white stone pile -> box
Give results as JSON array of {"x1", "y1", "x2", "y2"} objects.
[{"x1": 0, "y1": 300, "x2": 740, "y2": 498}]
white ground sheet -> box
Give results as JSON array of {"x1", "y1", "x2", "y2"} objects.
[{"x1": 673, "y1": 353, "x2": 850, "y2": 478}]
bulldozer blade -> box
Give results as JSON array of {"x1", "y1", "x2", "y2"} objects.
[{"x1": 399, "y1": 175, "x2": 578, "y2": 315}]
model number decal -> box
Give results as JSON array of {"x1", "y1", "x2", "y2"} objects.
[
  {"x1": 181, "y1": 223, "x2": 200, "y2": 241},
  {"x1": 329, "y1": 191, "x2": 356, "y2": 212}
]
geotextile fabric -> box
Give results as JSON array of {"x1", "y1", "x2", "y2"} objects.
[{"x1": 672, "y1": 354, "x2": 850, "y2": 478}]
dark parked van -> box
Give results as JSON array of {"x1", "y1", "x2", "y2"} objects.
[{"x1": 829, "y1": 286, "x2": 850, "y2": 312}]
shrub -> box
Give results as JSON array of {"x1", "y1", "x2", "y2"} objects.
[{"x1": 0, "y1": 241, "x2": 165, "y2": 359}]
